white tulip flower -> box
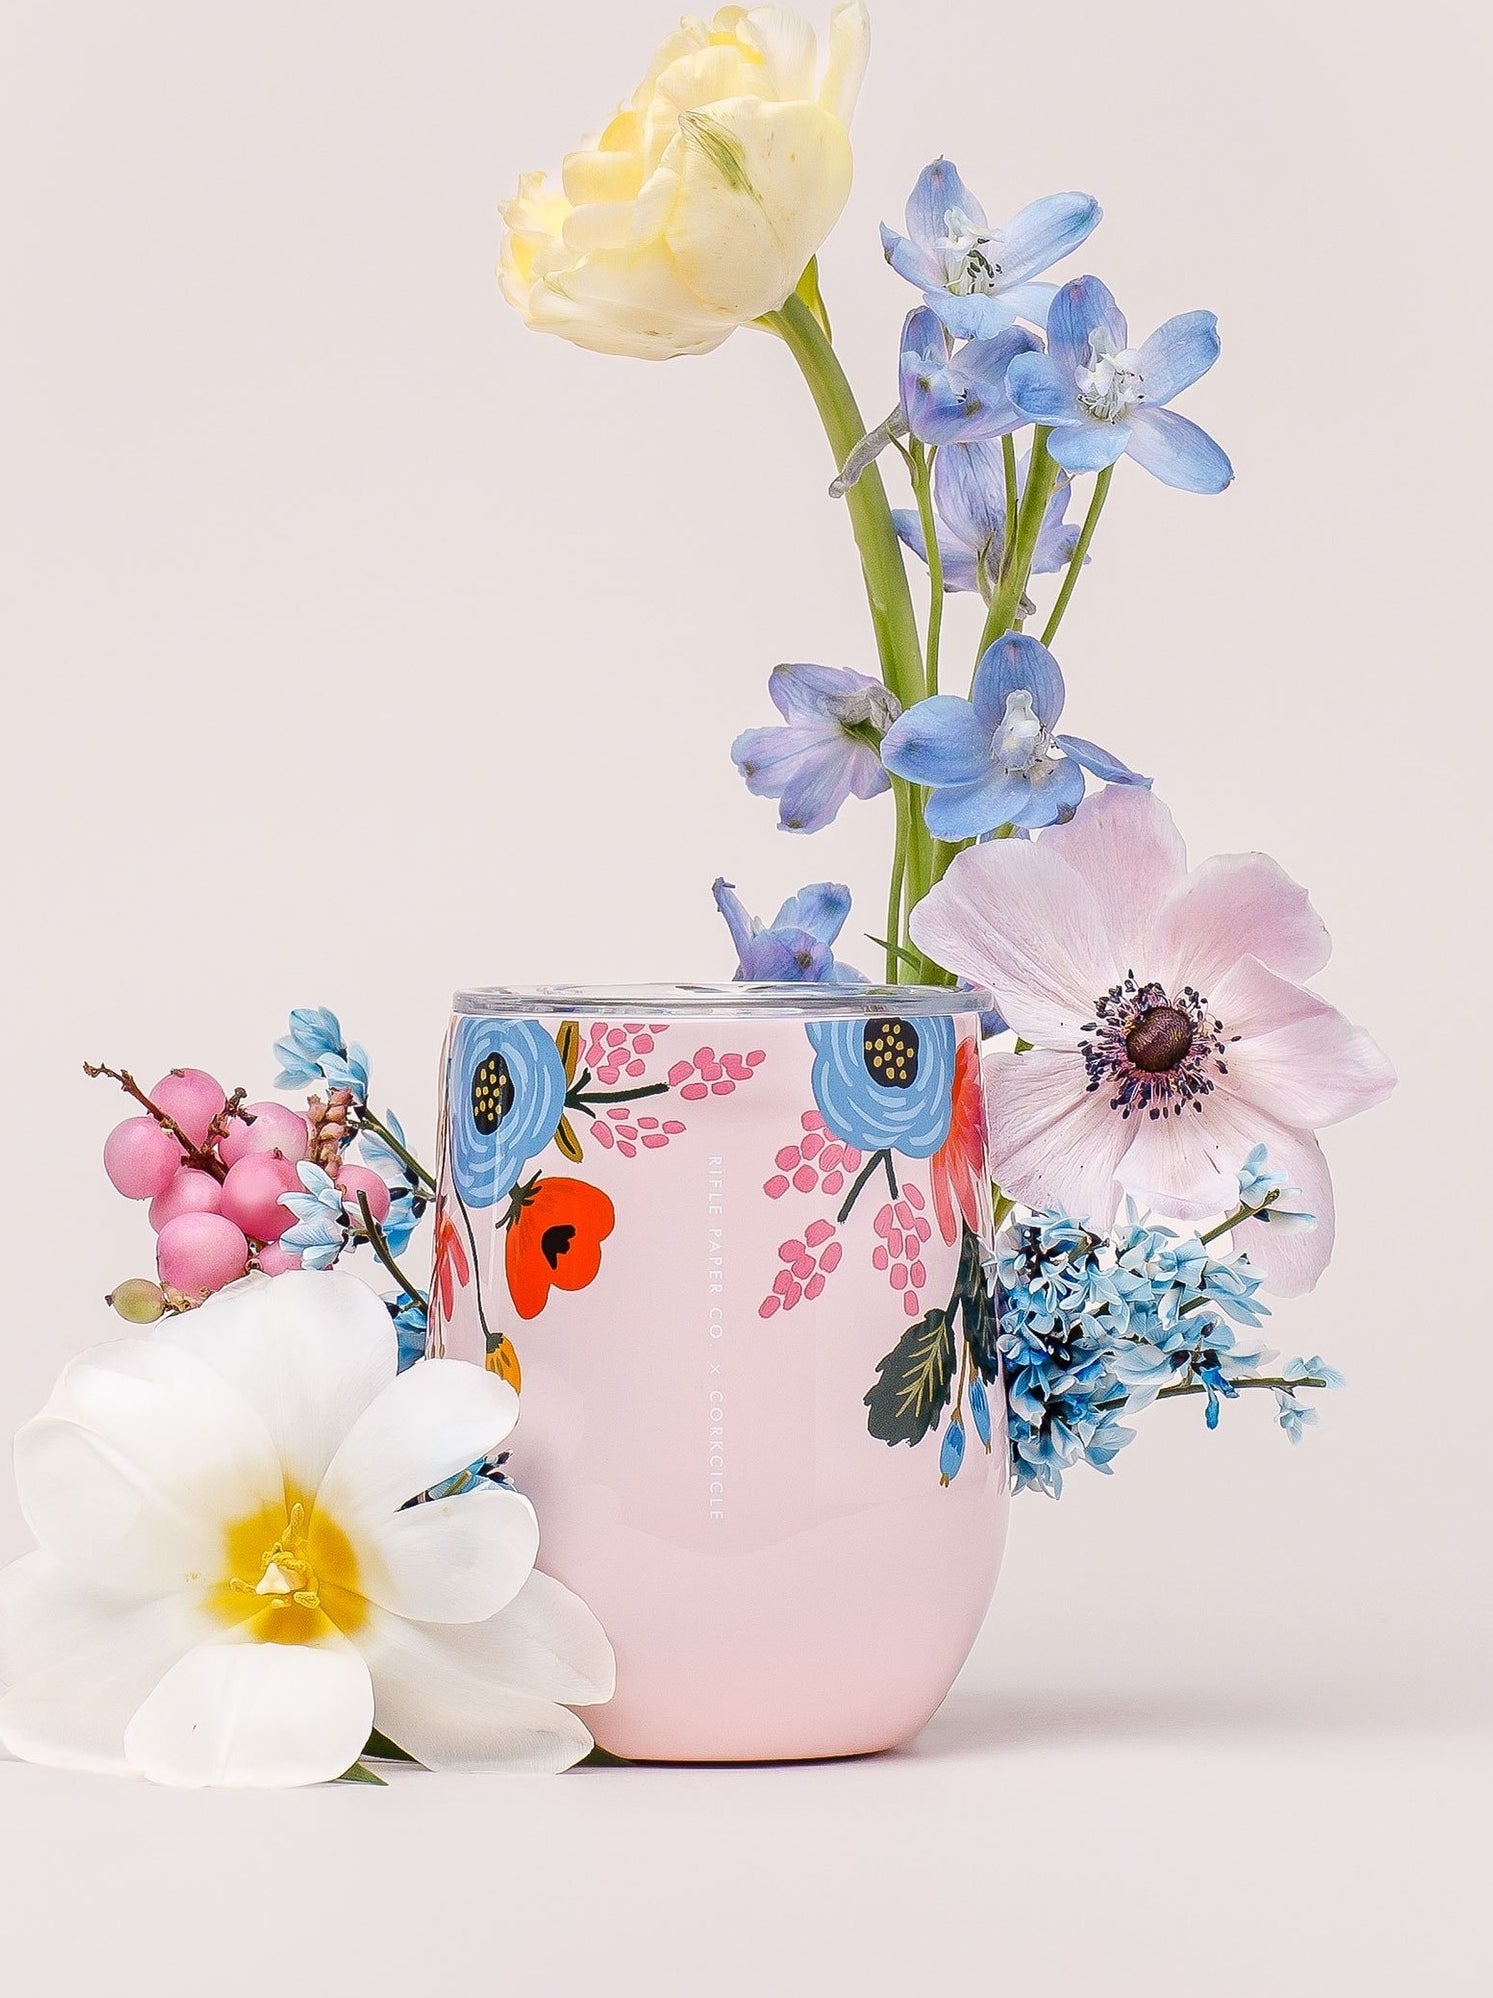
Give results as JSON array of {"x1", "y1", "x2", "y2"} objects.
[{"x1": 0, "y1": 1272, "x2": 614, "y2": 1786}]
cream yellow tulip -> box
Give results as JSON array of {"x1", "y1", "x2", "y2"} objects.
[{"x1": 500, "y1": 4, "x2": 871, "y2": 359}]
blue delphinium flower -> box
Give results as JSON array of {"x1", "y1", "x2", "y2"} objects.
[
  {"x1": 1235, "y1": 1144, "x2": 1317, "y2": 1231},
  {"x1": 713, "y1": 878, "x2": 866, "y2": 983},
  {"x1": 731, "y1": 664, "x2": 901, "y2": 834},
  {"x1": 892, "y1": 441, "x2": 1081, "y2": 600},
  {"x1": 447, "y1": 1016, "x2": 568, "y2": 1211},
  {"x1": 278, "y1": 1162, "x2": 350, "y2": 1270},
  {"x1": 806, "y1": 1010, "x2": 956, "y2": 1157},
  {"x1": 882, "y1": 159, "x2": 1101, "y2": 337},
  {"x1": 881, "y1": 630, "x2": 1148, "y2": 839},
  {"x1": 898, "y1": 306, "x2": 1036, "y2": 447},
  {"x1": 1007, "y1": 275, "x2": 1233, "y2": 492},
  {"x1": 273, "y1": 1006, "x2": 371, "y2": 1104}
]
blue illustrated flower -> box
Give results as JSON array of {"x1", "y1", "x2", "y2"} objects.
[
  {"x1": 969, "y1": 1373, "x2": 992, "y2": 1451},
  {"x1": 273, "y1": 1006, "x2": 371, "y2": 1104},
  {"x1": 731, "y1": 664, "x2": 901, "y2": 835},
  {"x1": 882, "y1": 160, "x2": 1101, "y2": 337},
  {"x1": 713, "y1": 878, "x2": 866, "y2": 983},
  {"x1": 881, "y1": 630, "x2": 1148, "y2": 840},
  {"x1": 939, "y1": 1416, "x2": 966, "y2": 1485},
  {"x1": 806, "y1": 1011, "x2": 955, "y2": 1157},
  {"x1": 278, "y1": 1162, "x2": 350, "y2": 1270},
  {"x1": 893, "y1": 441, "x2": 1081, "y2": 601},
  {"x1": 447, "y1": 1016, "x2": 568, "y2": 1211},
  {"x1": 898, "y1": 306, "x2": 1036, "y2": 447},
  {"x1": 1007, "y1": 275, "x2": 1233, "y2": 492}
]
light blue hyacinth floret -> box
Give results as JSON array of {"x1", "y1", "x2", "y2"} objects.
[{"x1": 996, "y1": 1153, "x2": 1340, "y2": 1497}]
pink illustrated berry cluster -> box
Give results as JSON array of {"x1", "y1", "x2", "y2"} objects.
[
  {"x1": 582, "y1": 1021, "x2": 669, "y2": 1086},
  {"x1": 90, "y1": 1061, "x2": 393, "y2": 1318},
  {"x1": 590, "y1": 1106, "x2": 688, "y2": 1157},
  {"x1": 763, "y1": 1109, "x2": 862, "y2": 1201},
  {"x1": 760, "y1": 1217, "x2": 844, "y2": 1319},
  {"x1": 665, "y1": 1044, "x2": 767, "y2": 1103},
  {"x1": 871, "y1": 1185, "x2": 933, "y2": 1318}
]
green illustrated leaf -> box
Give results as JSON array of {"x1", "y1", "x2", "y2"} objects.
[
  {"x1": 954, "y1": 1226, "x2": 1000, "y2": 1383},
  {"x1": 864, "y1": 1308, "x2": 956, "y2": 1447}
]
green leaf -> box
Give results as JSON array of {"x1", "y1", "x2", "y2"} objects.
[
  {"x1": 338, "y1": 1760, "x2": 388, "y2": 1785},
  {"x1": 864, "y1": 1308, "x2": 956, "y2": 1447},
  {"x1": 794, "y1": 257, "x2": 833, "y2": 342},
  {"x1": 954, "y1": 1226, "x2": 1000, "y2": 1382},
  {"x1": 363, "y1": 1727, "x2": 421, "y2": 1764},
  {"x1": 864, "y1": 934, "x2": 923, "y2": 974}
]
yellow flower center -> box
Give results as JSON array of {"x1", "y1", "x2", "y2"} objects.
[{"x1": 213, "y1": 1497, "x2": 365, "y2": 1641}]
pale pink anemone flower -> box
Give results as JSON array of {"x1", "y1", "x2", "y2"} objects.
[{"x1": 910, "y1": 787, "x2": 1394, "y2": 1294}]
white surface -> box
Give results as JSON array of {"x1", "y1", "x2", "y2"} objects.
[{"x1": 0, "y1": 0, "x2": 1488, "y2": 1988}]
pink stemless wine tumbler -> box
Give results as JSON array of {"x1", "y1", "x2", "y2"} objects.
[{"x1": 429, "y1": 984, "x2": 1009, "y2": 1762}]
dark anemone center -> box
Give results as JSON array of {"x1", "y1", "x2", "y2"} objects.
[
  {"x1": 540, "y1": 1224, "x2": 575, "y2": 1269},
  {"x1": 471, "y1": 1052, "x2": 514, "y2": 1135},
  {"x1": 863, "y1": 1017, "x2": 919, "y2": 1090},
  {"x1": 1125, "y1": 1005, "x2": 1195, "y2": 1074}
]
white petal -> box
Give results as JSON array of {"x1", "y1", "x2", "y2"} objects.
[
  {"x1": 123, "y1": 1621, "x2": 373, "y2": 1788},
  {"x1": 160, "y1": 1270, "x2": 397, "y2": 1500},
  {"x1": 820, "y1": 0, "x2": 872, "y2": 125},
  {"x1": 984, "y1": 1048, "x2": 1133, "y2": 1226},
  {"x1": 414, "y1": 1569, "x2": 616, "y2": 1706},
  {"x1": 740, "y1": 5, "x2": 818, "y2": 99},
  {"x1": 0, "y1": 1588, "x2": 214, "y2": 1776},
  {"x1": 1159, "y1": 850, "x2": 1331, "y2": 995},
  {"x1": 348, "y1": 1488, "x2": 539, "y2": 1625},
  {"x1": 15, "y1": 1337, "x2": 282, "y2": 1594},
  {"x1": 316, "y1": 1359, "x2": 519, "y2": 1524},
  {"x1": 0, "y1": 1550, "x2": 140, "y2": 1687},
  {"x1": 1114, "y1": 1088, "x2": 1259, "y2": 1220},
  {"x1": 1037, "y1": 787, "x2": 1189, "y2": 973},
  {"x1": 361, "y1": 1605, "x2": 597, "y2": 1773},
  {"x1": 912, "y1": 839, "x2": 1118, "y2": 1045}
]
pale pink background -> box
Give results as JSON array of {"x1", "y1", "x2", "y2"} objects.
[{"x1": 0, "y1": 0, "x2": 1487, "y2": 1991}]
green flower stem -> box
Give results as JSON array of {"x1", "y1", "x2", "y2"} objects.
[
  {"x1": 1199, "y1": 1198, "x2": 1269, "y2": 1246},
  {"x1": 1041, "y1": 465, "x2": 1112, "y2": 648},
  {"x1": 355, "y1": 1107, "x2": 437, "y2": 1195},
  {"x1": 980, "y1": 428, "x2": 1057, "y2": 656},
  {"x1": 1000, "y1": 435, "x2": 1019, "y2": 573},
  {"x1": 354, "y1": 1192, "x2": 423, "y2": 1301},
  {"x1": 1154, "y1": 1373, "x2": 1328, "y2": 1402},
  {"x1": 910, "y1": 439, "x2": 943, "y2": 699},
  {"x1": 765, "y1": 291, "x2": 933, "y2": 983}
]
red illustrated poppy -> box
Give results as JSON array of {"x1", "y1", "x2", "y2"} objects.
[
  {"x1": 930, "y1": 1037, "x2": 988, "y2": 1246},
  {"x1": 504, "y1": 1174, "x2": 616, "y2": 1321},
  {"x1": 432, "y1": 1202, "x2": 471, "y2": 1318}
]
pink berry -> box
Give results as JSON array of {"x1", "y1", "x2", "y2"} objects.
[
  {"x1": 782, "y1": 1279, "x2": 803, "y2": 1309},
  {"x1": 218, "y1": 1101, "x2": 310, "y2": 1167},
  {"x1": 759, "y1": 1296, "x2": 781, "y2": 1320},
  {"x1": 792, "y1": 1257, "x2": 815, "y2": 1282},
  {"x1": 663, "y1": 1120, "x2": 685, "y2": 1135},
  {"x1": 904, "y1": 1185, "x2": 926, "y2": 1212},
  {"x1": 822, "y1": 1172, "x2": 845, "y2": 1196},
  {"x1": 104, "y1": 1117, "x2": 184, "y2": 1200},
  {"x1": 776, "y1": 1146, "x2": 801, "y2": 1171},
  {"x1": 764, "y1": 1175, "x2": 789, "y2": 1199},
  {"x1": 606, "y1": 1027, "x2": 626, "y2": 1047},
  {"x1": 890, "y1": 1265, "x2": 909, "y2": 1292},
  {"x1": 148, "y1": 1069, "x2": 226, "y2": 1148},
  {"x1": 148, "y1": 1168, "x2": 223, "y2": 1232},
  {"x1": 693, "y1": 1047, "x2": 715, "y2": 1067},
  {"x1": 792, "y1": 1165, "x2": 817, "y2": 1193},
  {"x1": 820, "y1": 1243, "x2": 843, "y2": 1273},
  {"x1": 779, "y1": 1239, "x2": 805, "y2": 1262},
  {"x1": 157, "y1": 1212, "x2": 249, "y2": 1297},
  {"x1": 698, "y1": 1060, "x2": 723, "y2": 1082},
  {"x1": 904, "y1": 1293, "x2": 920, "y2": 1317},
  {"x1": 592, "y1": 1123, "x2": 615, "y2": 1149},
  {"x1": 746, "y1": 1050, "x2": 766, "y2": 1067},
  {"x1": 635, "y1": 1035, "x2": 654, "y2": 1054},
  {"x1": 773, "y1": 1270, "x2": 792, "y2": 1296},
  {"x1": 256, "y1": 1241, "x2": 303, "y2": 1276},
  {"x1": 801, "y1": 1131, "x2": 824, "y2": 1159},
  {"x1": 805, "y1": 1219, "x2": 834, "y2": 1248},
  {"x1": 641, "y1": 1133, "x2": 669, "y2": 1149},
  {"x1": 843, "y1": 1147, "x2": 863, "y2": 1170},
  {"x1": 913, "y1": 1217, "x2": 932, "y2": 1244},
  {"x1": 220, "y1": 1154, "x2": 302, "y2": 1244},
  {"x1": 710, "y1": 1080, "x2": 733, "y2": 1095},
  {"x1": 667, "y1": 1061, "x2": 693, "y2": 1086},
  {"x1": 874, "y1": 1204, "x2": 894, "y2": 1238},
  {"x1": 895, "y1": 1201, "x2": 915, "y2": 1229},
  {"x1": 801, "y1": 1111, "x2": 823, "y2": 1132},
  {"x1": 805, "y1": 1273, "x2": 826, "y2": 1300},
  {"x1": 680, "y1": 1083, "x2": 708, "y2": 1102},
  {"x1": 909, "y1": 1260, "x2": 927, "y2": 1288},
  {"x1": 337, "y1": 1167, "x2": 391, "y2": 1225},
  {"x1": 872, "y1": 1245, "x2": 890, "y2": 1272},
  {"x1": 888, "y1": 1229, "x2": 905, "y2": 1258},
  {"x1": 625, "y1": 1059, "x2": 646, "y2": 1079},
  {"x1": 618, "y1": 1141, "x2": 637, "y2": 1158},
  {"x1": 820, "y1": 1143, "x2": 845, "y2": 1170}
]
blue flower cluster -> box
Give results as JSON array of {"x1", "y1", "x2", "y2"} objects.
[
  {"x1": 997, "y1": 1193, "x2": 1342, "y2": 1498},
  {"x1": 274, "y1": 1006, "x2": 371, "y2": 1103}
]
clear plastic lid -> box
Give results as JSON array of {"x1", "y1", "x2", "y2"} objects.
[{"x1": 451, "y1": 981, "x2": 991, "y2": 1020}]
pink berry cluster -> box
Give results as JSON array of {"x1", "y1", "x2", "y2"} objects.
[
  {"x1": 590, "y1": 1106, "x2": 688, "y2": 1157},
  {"x1": 763, "y1": 1109, "x2": 862, "y2": 1201},
  {"x1": 759, "y1": 1218, "x2": 844, "y2": 1319},
  {"x1": 582, "y1": 1022, "x2": 669, "y2": 1086},
  {"x1": 872, "y1": 1185, "x2": 933, "y2": 1318},
  {"x1": 94, "y1": 1064, "x2": 390, "y2": 1313},
  {"x1": 665, "y1": 1044, "x2": 767, "y2": 1103}
]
